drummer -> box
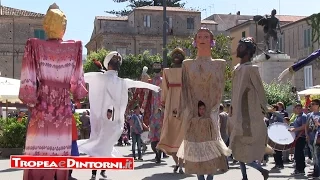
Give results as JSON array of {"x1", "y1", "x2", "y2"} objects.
[
  {"x1": 269, "y1": 104, "x2": 285, "y2": 169},
  {"x1": 130, "y1": 105, "x2": 148, "y2": 161},
  {"x1": 289, "y1": 103, "x2": 307, "y2": 175}
]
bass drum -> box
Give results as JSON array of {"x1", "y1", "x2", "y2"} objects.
[
  {"x1": 141, "y1": 131, "x2": 150, "y2": 144},
  {"x1": 268, "y1": 122, "x2": 296, "y2": 151}
]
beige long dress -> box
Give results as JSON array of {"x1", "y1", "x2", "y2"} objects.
[
  {"x1": 157, "y1": 68, "x2": 184, "y2": 155},
  {"x1": 177, "y1": 57, "x2": 231, "y2": 175},
  {"x1": 229, "y1": 62, "x2": 268, "y2": 163}
]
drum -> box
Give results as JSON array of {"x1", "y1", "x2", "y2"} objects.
[
  {"x1": 141, "y1": 131, "x2": 150, "y2": 144},
  {"x1": 268, "y1": 122, "x2": 296, "y2": 151}
]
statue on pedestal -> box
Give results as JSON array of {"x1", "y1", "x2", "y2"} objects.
[{"x1": 254, "y1": 9, "x2": 283, "y2": 52}]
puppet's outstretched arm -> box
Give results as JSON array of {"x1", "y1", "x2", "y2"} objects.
[
  {"x1": 278, "y1": 48, "x2": 320, "y2": 81},
  {"x1": 125, "y1": 79, "x2": 160, "y2": 92}
]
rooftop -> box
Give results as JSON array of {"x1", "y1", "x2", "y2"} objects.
[
  {"x1": 96, "y1": 16, "x2": 128, "y2": 21},
  {"x1": 205, "y1": 13, "x2": 307, "y2": 31},
  {"x1": 135, "y1": 6, "x2": 199, "y2": 13},
  {"x1": 201, "y1": 20, "x2": 218, "y2": 24},
  {"x1": 226, "y1": 14, "x2": 307, "y2": 31},
  {"x1": 0, "y1": 5, "x2": 44, "y2": 17}
]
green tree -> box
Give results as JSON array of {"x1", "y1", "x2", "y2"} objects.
[
  {"x1": 263, "y1": 81, "x2": 294, "y2": 107},
  {"x1": 106, "y1": 0, "x2": 185, "y2": 16},
  {"x1": 84, "y1": 49, "x2": 163, "y2": 79},
  {"x1": 166, "y1": 34, "x2": 233, "y2": 98},
  {"x1": 83, "y1": 49, "x2": 110, "y2": 73}
]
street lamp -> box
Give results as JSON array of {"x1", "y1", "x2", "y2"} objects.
[{"x1": 162, "y1": 0, "x2": 168, "y2": 68}]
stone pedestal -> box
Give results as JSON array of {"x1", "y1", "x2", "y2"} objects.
[{"x1": 252, "y1": 53, "x2": 296, "y2": 84}]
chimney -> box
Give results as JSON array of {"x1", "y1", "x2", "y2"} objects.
[{"x1": 237, "y1": 11, "x2": 240, "y2": 15}]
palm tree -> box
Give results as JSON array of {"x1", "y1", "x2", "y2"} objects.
[{"x1": 106, "y1": 0, "x2": 185, "y2": 16}]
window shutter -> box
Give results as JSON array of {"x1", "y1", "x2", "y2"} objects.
[
  {"x1": 40, "y1": 30, "x2": 45, "y2": 40},
  {"x1": 307, "y1": 29, "x2": 311, "y2": 47},
  {"x1": 34, "y1": 29, "x2": 39, "y2": 38},
  {"x1": 304, "y1": 29, "x2": 307, "y2": 48}
]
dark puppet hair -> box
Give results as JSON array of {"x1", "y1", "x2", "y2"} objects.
[
  {"x1": 134, "y1": 105, "x2": 140, "y2": 110},
  {"x1": 239, "y1": 37, "x2": 256, "y2": 58}
]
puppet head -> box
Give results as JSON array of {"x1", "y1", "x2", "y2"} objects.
[
  {"x1": 236, "y1": 37, "x2": 256, "y2": 60},
  {"x1": 170, "y1": 48, "x2": 185, "y2": 67},
  {"x1": 193, "y1": 27, "x2": 215, "y2": 50},
  {"x1": 152, "y1": 62, "x2": 162, "y2": 74},
  {"x1": 104, "y1": 51, "x2": 122, "y2": 71},
  {"x1": 141, "y1": 66, "x2": 150, "y2": 82},
  {"x1": 43, "y1": 3, "x2": 67, "y2": 39}
]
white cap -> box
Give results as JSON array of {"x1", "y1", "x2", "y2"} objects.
[
  {"x1": 103, "y1": 51, "x2": 122, "y2": 70},
  {"x1": 142, "y1": 66, "x2": 148, "y2": 74}
]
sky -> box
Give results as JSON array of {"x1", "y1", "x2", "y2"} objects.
[{"x1": 2, "y1": 0, "x2": 319, "y2": 54}]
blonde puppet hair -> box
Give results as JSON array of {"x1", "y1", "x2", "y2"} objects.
[{"x1": 43, "y1": 3, "x2": 67, "y2": 39}]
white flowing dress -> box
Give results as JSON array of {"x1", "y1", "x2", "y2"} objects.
[{"x1": 78, "y1": 70, "x2": 159, "y2": 157}]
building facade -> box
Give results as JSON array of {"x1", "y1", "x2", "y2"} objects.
[
  {"x1": 281, "y1": 17, "x2": 320, "y2": 91},
  {"x1": 86, "y1": 6, "x2": 201, "y2": 56},
  {"x1": 0, "y1": 6, "x2": 44, "y2": 79}
]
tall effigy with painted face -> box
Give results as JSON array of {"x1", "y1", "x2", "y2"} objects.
[
  {"x1": 127, "y1": 66, "x2": 152, "y2": 125},
  {"x1": 176, "y1": 27, "x2": 231, "y2": 176},
  {"x1": 18, "y1": 3, "x2": 88, "y2": 180},
  {"x1": 157, "y1": 48, "x2": 185, "y2": 155}
]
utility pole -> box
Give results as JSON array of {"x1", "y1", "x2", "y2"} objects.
[
  {"x1": 279, "y1": 0, "x2": 281, "y2": 15},
  {"x1": 162, "y1": 0, "x2": 168, "y2": 68}
]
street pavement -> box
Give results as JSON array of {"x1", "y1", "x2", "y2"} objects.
[{"x1": 0, "y1": 144, "x2": 314, "y2": 180}]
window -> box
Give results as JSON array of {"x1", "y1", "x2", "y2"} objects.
[
  {"x1": 304, "y1": 29, "x2": 311, "y2": 48},
  {"x1": 116, "y1": 48, "x2": 127, "y2": 56},
  {"x1": 241, "y1": 31, "x2": 246, "y2": 38},
  {"x1": 166, "y1": 17, "x2": 173, "y2": 33},
  {"x1": 34, "y1": 29, "x2": 45, "y2": 40},
  {"x1": 304, "y1": 65, "x2": 313, "y2": 89},
  {"x1": 187, "y1": 18, "x2": 194, "y2": 29},
  {"x1": 143, "y1": 15, "x2": 151, "y2": 27}
]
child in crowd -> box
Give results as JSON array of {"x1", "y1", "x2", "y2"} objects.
[{"x1": 130, "y1": 105, "x2": 147, "y2": 161}]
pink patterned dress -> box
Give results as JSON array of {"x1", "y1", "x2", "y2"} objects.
[
  {"x1": 148, "y1": 74, "x2": 163, "y2": 142},
  {"x1": 19, "y1": 38, "x2": 88, "y2": 180}
]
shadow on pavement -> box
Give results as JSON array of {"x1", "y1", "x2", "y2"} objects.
[
  {"x1": 269, "y1": 174, "x2": 308, "y2": 179},
  {"x1": 0, "y1": 168, "x2": 22, "y2": 173},
  {"x1": 141, "y1": 172, "x2": 193, "y2": 180},
  {"x1": 135, "y1": 162, "x2": 167, "y2": 170},
  {"x1": 123, "y1": 151, "x2": 154, "y2": 157}
]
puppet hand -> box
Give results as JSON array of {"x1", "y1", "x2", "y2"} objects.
[
  {"x1": 278, "y1": 68, "x2": 292, "y2": 81},
  {"x1": 155, "y1": 87, "x2": 161, "y2": 92},
  {"x1": 75, "y1": 101, "x2": 81, "y2": 108},
  {"x1": 28, "y1": 103, "x2": 35, "y2": 108}
]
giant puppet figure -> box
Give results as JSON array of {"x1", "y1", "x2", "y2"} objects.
[
  {"x1": 157, "y1": 48, "x2": 185, "y2": 172},
  {"x1": 78, "y1": 51, "x2": 160, "y2": 159},
  {"x1": 127, "y1": 66, "x2": 152, "y2": 125},
  {"x1": 18, "y1": 3, "x2": 88, "y2": 180},
  {"x1": 229, "y1": 37, "x2": 269, "y2": 180},
  {"x1": 278, "y1": 48, "x2": 320, "y2": 81},
  {"x1": 176, "y1": 27, "x2": 231, "y2": 178},
  {"x1": 149, "y1": 61, "x2": 165, "y2": 163}
]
